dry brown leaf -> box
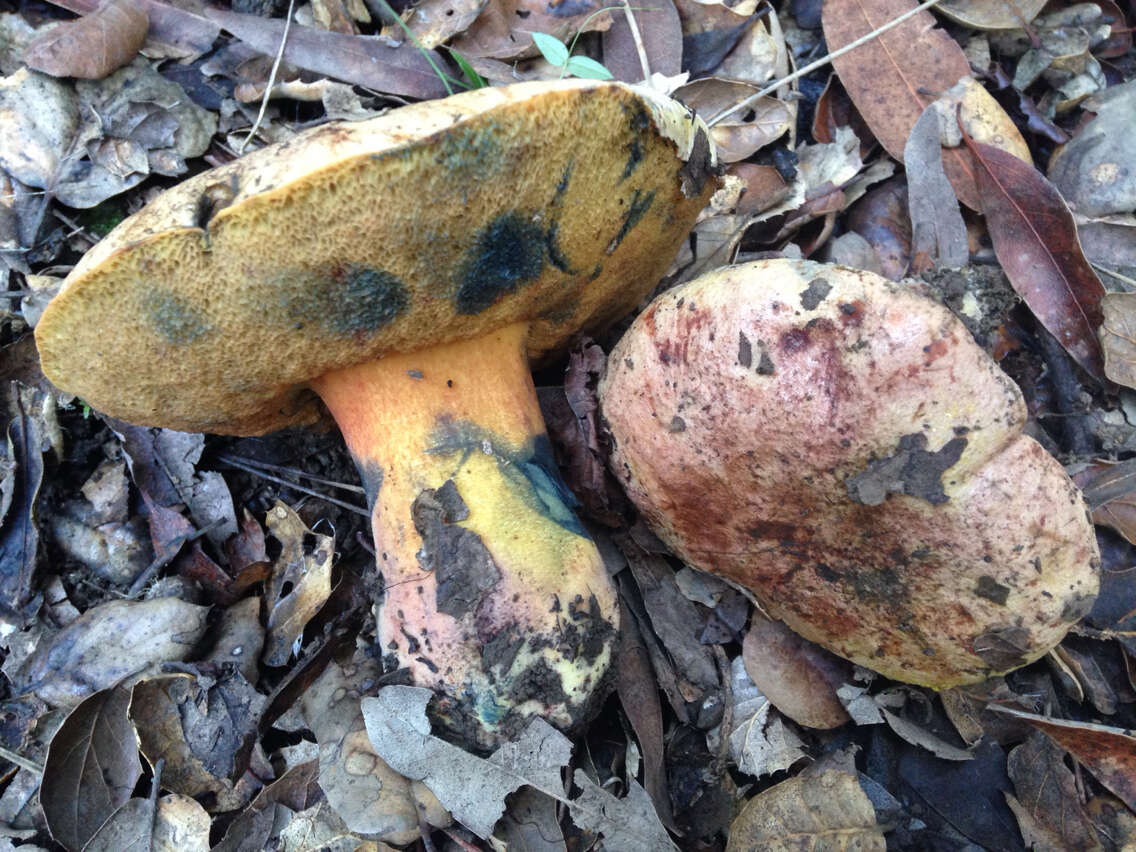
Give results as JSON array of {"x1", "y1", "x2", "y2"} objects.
[
  {"x1": 845, "y1": 175, "x2": 911, "y2": 280},
  {"x1": 934, "y1": 76, "x2": 1031, "y2": 164},
  {"x1": 24, "y1": 0, "x2": 148, "y2": 80},
  {"x1": 741, "y1": 616, "x2": 851, "y2": 730},
  {"x1": 206, "y1": 7, "x2": 449, "y2": 100},
  {"x1": 42, "y1": 0, "x2": 219, "y2": 60},
  {"x1": 822, "y1": 0, "x2": 980, "y2": 209},
  {"x1": 1005, "y1": 731, "x2": 1102, "y2": 850},
  {"x1": 1073, "y1": 457, "x2": 1136, "y2": 543},
  {"x1": 673, "y1": 0, "x2": 758, "y2": 77},
  {"x1": 41, "y1": 686, "x2": 142, "y2": 852},
  {"x1": 905, "y1": 105, "x2": 968, "y2": 271},
  {"x1": 84, "y1": 791, "x2": 211, "y2": 852},
  {"x1": 725, "y1": 769, "x2": 885, "y2": 851},
  {"x1": 602, "y1": 0, "x2": 683, "y2": 82},
  {"x1": 399, "y1": 0, "x2": 485, "y2": 49},
  {"x1": 213, "y1": 761, "x2": 322, "y2": 852}
]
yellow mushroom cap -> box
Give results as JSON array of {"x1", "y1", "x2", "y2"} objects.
[{"x1": 36, "y1": 80, "x2": 717, "y2": 434}]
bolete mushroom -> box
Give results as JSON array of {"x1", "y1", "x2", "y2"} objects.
[
  {"x1": 599, "y1": 259, "x2": 1099, "y2": 687},
  {"x1": 35, "y1": 79, "x2": 718, "y2": 745}
]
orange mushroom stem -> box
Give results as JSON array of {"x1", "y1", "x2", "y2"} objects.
[{"x1": 312, "y1": 322, "x2": 615, "y2": 745}]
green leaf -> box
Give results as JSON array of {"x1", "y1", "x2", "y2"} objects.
[
  {"x1": 565, "y1": 55, "x2": 613, "y2": 79},
  {"x1": 449, "y1": 49, "x2": 487, "y2": 89},
  {"x1": 532, "y1": 32, "x2": 570, "y2": 67}
]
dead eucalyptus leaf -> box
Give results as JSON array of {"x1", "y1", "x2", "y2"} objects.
[
  {"x1": 262, "y1": 501, "x2": 333, "y2": 667},
  {"x1": 674, "y1": 77, "x2": 791, "y2": 162},
  {"x1": 24, "y1": 0, "x2": 149, "y2": 80}
]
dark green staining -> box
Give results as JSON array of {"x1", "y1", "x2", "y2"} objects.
[
  {"x1": 608, "y1": 189, "x2": 655, "y2": 252},
  {"x1": 281, "y1": 264, "x2": 409, "y2": 335},
  {"x1": 621, "y1": 103, "x2": 650, "y2": 181},
  {"x1": 456, "y1": 211, "x2": 546, "y2": 314},
  {"x1": 435, "y1": 121, "x2": 503, "y2": 175},
  {"x1": 145, "y1": 289, "x2": 212, "y2": 345}
]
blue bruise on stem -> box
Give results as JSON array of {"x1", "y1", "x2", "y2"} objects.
[
  {"x1": 281, "y1": 263, "x2": 410, "y2": 335},
  {"x1": 425, "y1": 417, "x2": 588, "y2": 537},
  {"x1": 455, "y1": 211, "x2": 547, "y2": 314},
  {"x1": 145, "y1": 289, "x2": 213, "y2": 345}
]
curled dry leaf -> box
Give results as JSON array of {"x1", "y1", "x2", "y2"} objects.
[
  {"x1": 0, "y1": 383, "x2": 48, "y2": 625},
  {"x1": 725, "y1": 769, "x2": 885, "y2": 852},
  {"x1": 41, "y1": 686, "x2": 142, "y2": 852},
  {"x1": 15, "y1": 597, "x2": 209, "y2": 708},
  {"x1": 213, "y1": 760, "x2": 322, "y2": 852},
  {"x1": 673, "y1": 0, "x2": 759, "y2": 77},
  {"x1": 742, "y1": 615, "x2": 851, "y2": 730},
  {"x1": 23, "y1": 0, "x2": 148, "y2": 80},
  {"x1": 674, "y1": 78, "x2": 791, "y2": 162},
  {"x1": 399, "y1": 0, "x2": 485, "y2": 49},
  {"x1": 449, "y1": 0, "x2": 612, "y2": 60},
  {"x1": 845, "y1": 175, "x2": 911, "y2": 280},
  {"x1": 726, "y1": 656, "x2": 808, "y2": 779},
  {"x1": 1073, "y1": 457, "x2": 1136, "y2": 543},
  {"x1": 964, "y1": 132, "x2": 1106, "y2": 379},
  {"x1": 812, "y1": 74, "x2": 876, "y2": 157}
]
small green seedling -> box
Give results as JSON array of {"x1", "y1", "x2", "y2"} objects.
[{"x1": 532, "y1": 32, "x2": 613, "y2": 80}]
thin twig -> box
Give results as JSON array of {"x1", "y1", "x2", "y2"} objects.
[
  {"x1": 0, "y1": 745, "x2": 43, "y2": 776},
  {"x1": 623, "y1": 0, "x2": 651, "y2": 82},
  {"x1": 707, "y1": 0, "x2": 943, "y2": 127},
  {"x1": 1092, "y1": 262, "x2": 1136, "y2": 290},
  {"x1": 216, "y1": 453, "x2": 365, "y2": 494},
  {"x1": 239, "y1": 0, "x2": 296, "y2": 153},
  {"x1": 219, "y1": 455, "x2": 369, "y2": 517}
]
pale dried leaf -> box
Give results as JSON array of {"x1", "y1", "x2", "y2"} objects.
[
  {"x1": 725, "y1": 769, "x2": 886, "y2": 852},
  {"x1": 15, "y1": 597, "x2": 209, "y2": 708},
  {"x1": 23, "y1": 0, "x2": 149, "y2": 80},
  {"x1": 725, "y1": 657, "x2": 807, "y2": 778},
  {"x1": 905, "y1": 105, "x2": 968, "y2": 269},
  {"x1": 262, "y1": 501, "x2": 333, "y2": 666}
]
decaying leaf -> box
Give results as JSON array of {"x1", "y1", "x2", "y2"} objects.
[
  {"x1": 14, "y1": 597, "x2": 209, "y2": 708},
  {"x1": 41, "y1": 686, "x2": 142, "y2": 852},
  {"x1": 399, "y1": 0, "x2": 485, "y2": 49},
  {"x1": 844, "y1": 175, "x2": 911, "y2": 280},
  {"x1": 741, "y1": 616, "x2": 851, "y2": 730},
  {"x1": 84, "y1": 790, "x2": 211, "y2": 852},
  {"x1": 44, "y1": 0, "x2": 219, "y2": 61},
  {"x1": 300, "y1": 655, "x2": 426, "y2": 845},
  {"x1": 674, "y1": 0, "x2": 759, "y2": 77},
  {"x1": 23, "y1": 0, "x2": 149, "y2": 80},
  {"x1": 363, "y1": 685, "x2": 675, "y2": 847},
  {"x1": 1049, "y1": 80, "x2": 1136, "y2": 218},
  {"x1": 1074, "y1": 457, "x2": 1136, "y2": 542},
  {"x1": 823, "y1": 0, "x2": 980, "y2": 208},
  {"x1": 905, "y1": 105, "x2": 968, "y2": 271},
  {"x1": 965, "y1": 132, "x2": 1106, "y2": 378},
  {"x1": 449, "y1": 0, "x2": 612, "y2": 61},
  {"x1": 213, "y1": 760, "x2": 322, "y2": 852},
  {"x1": 990, "y1": 706, "x2": 1136, "y2": 811},
  {"x1": 724, "y1": 656, "x2": 808, "y2": 778},
  {"x1": 725, "y1": 768, "x2": 886, "y2": 852},
  {"x1": 496, "y1": 788, "x2": 566, "y2": 850},
  {"x1": 261, "y1": 501, "x2": 333, "y2": 666},
  {"x1": 129, "y1": 670, "x2": 264, "y2": 813},
  {"x1": 0, "y1": 383, "x2": 49, "y2": 627}
]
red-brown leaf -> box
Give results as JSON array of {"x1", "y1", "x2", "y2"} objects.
[
  {"x1": 963, "y1": 133, "x2": 1105, "y2": 379},
  {"x1": 24, "y1": 0, "x2": 149, "y2": 80}
]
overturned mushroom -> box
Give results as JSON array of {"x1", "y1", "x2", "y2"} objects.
[
  {"x1": 36, "y1": 80, "x2": 718, "y2": 745},
  {"x1": 600, "y1": 259, "x2": 1099, "y2": 687}
]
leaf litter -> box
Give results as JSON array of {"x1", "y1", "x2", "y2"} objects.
[{"x1": 0, "y1": 0, "x2": 1134, "y2": 846}]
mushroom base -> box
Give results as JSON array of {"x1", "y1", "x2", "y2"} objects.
[{"x1": 312, "y1": 323, "x2": 617, "y2": 747}]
